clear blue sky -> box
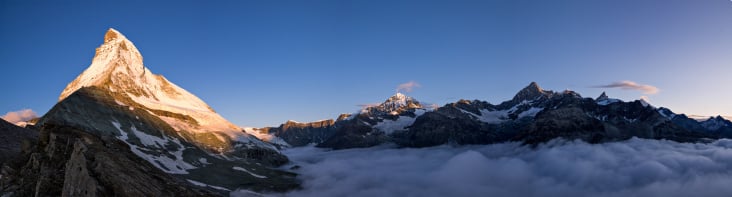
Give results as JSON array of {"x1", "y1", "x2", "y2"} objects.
[{"x1": 2, "y1": 0, "x2": 731, "y2": 127}]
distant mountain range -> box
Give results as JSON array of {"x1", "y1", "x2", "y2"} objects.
[
  {"x1": 1, "y1": 28, "x2": 730, "y2": 196},
  {"x1": 257, "y1": 82, "x2": 731, "y2": 149}
]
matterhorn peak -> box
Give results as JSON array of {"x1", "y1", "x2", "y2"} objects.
[
  {"x1": 57, "y1": 28, "x2": 247, "y2": 142},
  {"x1": 104, "y1": 28, "x2": 125, "y2": 43},
  {"x1": 59, "y1": 28, "x2": 147, "y2": 101}
]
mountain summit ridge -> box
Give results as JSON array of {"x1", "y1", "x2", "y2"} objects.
[
  {"x1": 58, "y1": 28, "x2": 247, "y2": 141},
  {"x1": 262, "y1": 81, "x2": 729, "y2": 149}
]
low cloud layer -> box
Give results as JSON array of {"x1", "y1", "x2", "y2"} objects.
[
  {"x1": 396, "y1": 81, "x2": 420, "y2": 93},
  {"x1": 595, "y1": 81, "x2": 659, "y2": 94},
  {"x1": 238, "y1": 138, "x2": 732, "y2": 197},
  {"x1": 1, "y1": 109, "x2": 37, "y2": 125}
]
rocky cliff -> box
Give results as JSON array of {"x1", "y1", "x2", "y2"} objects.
[{"x1": 0, "y1": 123, "x2": 216, "y2": 196}]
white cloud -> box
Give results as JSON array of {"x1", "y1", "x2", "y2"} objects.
[
  {"x1": 595, "y1": 81, "x2": 660, "y2": 94},
  {"x1": 1, "y1": 109, "x2": 37, "y2": 125},
  {"x1": 235, "y1": 138, "x2": 732, "y2": 197},
  {"x1": 396, "y1": 81, "x2": 421, "y2": 93}
]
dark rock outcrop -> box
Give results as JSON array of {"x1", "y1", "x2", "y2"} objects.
[
  {"x1": 35, "y1": 86, "x2": 298, "y2": 192},
  {"x1": 317, "y1": 118, "x2": 387, "y2": 149},
  {"x1": 0, "y1": 119, "x2": 38, "y2": 166},
  {"x1": 266, "y1": 120, "x2": 337, "y2": 147},
  {"x1": 1, "y1": 124, "x2": 216, "y2": 196}
]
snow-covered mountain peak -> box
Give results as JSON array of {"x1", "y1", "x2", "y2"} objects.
[
  {"x1": 379, "y1": 93, "x2": 422, "y2": 112},
  {"x1": 360, "y1": 93, "x2": 424, "y2": 116},
  {"x1": 60, "y1": 28, "x2": 146, "y2": 101},
  {"x1": 56, "y1": 29, "x2": 259, "y2": 147},
  {"x1": 104, "y1": 28, "x2": 125, "y2": 42},
  {"x1": 386, "y1": 92, "x2": 410, "y2": 102}
]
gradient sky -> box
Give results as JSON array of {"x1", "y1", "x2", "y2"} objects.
[{"x1": 2, "y1": 0, "x2": 731, "y2": 127}]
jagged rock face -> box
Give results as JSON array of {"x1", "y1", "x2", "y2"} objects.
[
  {"x1": 364, "y1": 93, "x2": 423, "y2": 116},
  {"x1": 312, "y1": 93, "x2": 430, "y2": 149},
  {"x1": 32, "y1": 29, "x2": 298, "y2": 193},
  {"x1": 280, "y1": 82, "x2": 720, "y2": 150},
  {"x1": 700, "y1": 116, "x2": 732, "y2": 132},
  {"x1": 393, "y1": 101, "x2": 532, "y2": 148},
  {"x1": 36, "y1": 86, "x2": 298, "y2": 193},
  {"x1": 266, "y1": 120, "x2": 337, "y2": 147},
  {"x1": 0, "y1": 124, "x2": 216, "y2": 196},
  {"x1": 596, "y1": 91, "x2": 609, "y2": 101},
  {"x1": 506, "y1": 82, "x2": 553, "y2": 106},
  {"x1": 317, "y1": 118, "x2": 387, "y2": 149},
  {"x1": 662, "y1": 108, "x2": 732, "y2": 138},
  {"x1": 0, "y1": 119, "x2": 38, "y2": 166},
  {"x1": 518, "y1": 97, "x2": 709, "y2": 144}
]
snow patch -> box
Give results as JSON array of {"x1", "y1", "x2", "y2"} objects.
[
  {"x1": 243, "y1": 127, "x2": 291, "y2": 147},
  {"x1": 112, "y1": 121, "x2": 196, "y2": 174},
  {"x1": 186, "y1": 179, "x2": 231, "y2": 191},
  {"x1": 233, "y1": 167, "x2": 267, "y2": 178},
  {"x1": 199, "y1": 158, "x2": 210, "y2": 165},
  {"x1": 461, "y1": 100, "x2": 542, "y2": 124},
  {"x1": 129, "y1": 125, "x2": 168, "y2": 147},
  {"x1": 597, "y1": 99, "x2": 621, "y2": 106},
  {"x1": 658, "y1": 109, "x2": 677, "y2": 120},
  {"x1": 518, "y1": 107, "x2": 543, "y2": 118},
  {"x1": 373, "y1": 109, "x2": 427, "y2": 134}
]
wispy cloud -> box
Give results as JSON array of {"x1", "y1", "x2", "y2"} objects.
[
  {"x1": 396, "y1": 81, "x2": 421, "y2": 93},
  {"x1": 1, "y1": 109, "x2": 37, "y2": 125},
  {"x1": 594, "y1": 81, "x2": 659, "y2": 94}
]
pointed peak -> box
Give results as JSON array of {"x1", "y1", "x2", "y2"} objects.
[
  {"x1": 597, "y1": 91, "x2": 609, "y2": 100},
  {"x1": 389, "y1": 92, "x2": 407, "y2": 100},
  {"x1": 59, "y1": 28, "x2": 145, "y2": 101},
  {"x1": 512, "y1": 82, "x2": 550, "y2": 102},
  {"x1": 522, "y1": 82, "x2": 544, "y2": 93},
  {"x1": 528, "y1": 81, "x2": 541, "y2": 89},
  {"x1": 104, "y1": 28, "x2": 126, "y2": 43},
  {"x1": 363, "y1": 92, "x2": 423, "y2": 114},
  {"x1": 384, "y1": 92, "x2": 415, "y2": 105}
]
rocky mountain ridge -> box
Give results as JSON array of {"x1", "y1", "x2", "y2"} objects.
[{"x1": 262, "y1": 82, "x2": 728, "y2": 149}]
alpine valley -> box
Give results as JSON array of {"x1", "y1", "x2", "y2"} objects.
[{"x1": 1, "y1": 29, "x2": 731, "y2": 196}]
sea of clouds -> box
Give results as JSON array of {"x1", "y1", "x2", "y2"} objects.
[{"x1": 233, "y1": 138, "x2": 732, "y2": 197}]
